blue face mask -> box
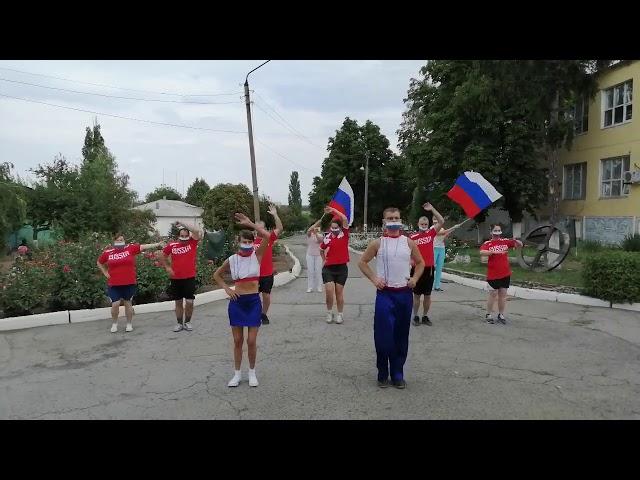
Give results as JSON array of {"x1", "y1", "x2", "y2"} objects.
[
  {"x1": 239, "y1": 244, "x2": 254, "y2": 251},
  {"x1": 385, "y1": 221, "x2": 403, "y2": 231}
]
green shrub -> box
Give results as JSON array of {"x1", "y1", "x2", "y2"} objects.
[
  {"x1": 621, "y1": 233, "x2": 640, "y2": 252},
  {"x1": 0, "y1": 261, "x2": 51, "y2": 316},
  {"x1": 582, "y1": 251, "x2": 640, "y2": 304},
  {"x1": 135, "y1": 250, "x2": 170, "y2": 304},
  {"x1": 445, "y1": 237, "x2": 471, "y2": 263}
]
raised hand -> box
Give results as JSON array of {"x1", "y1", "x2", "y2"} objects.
[
  {"x1": 422, "y1": 202, "x2": 433, "y2": 212},
  {"x1": 234, "y1": 212, "x2": 253, "y2": 227},
  {"x1": 267, "y1": 204, "x2": 278, "y2": 216},
  {"x1": 324, "y1": 206, "x2": 335, "y2": 215}
]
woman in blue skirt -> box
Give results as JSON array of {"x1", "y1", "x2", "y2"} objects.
[{"x1": 213, "y1": 213, "x2": 271, "y2": 387}]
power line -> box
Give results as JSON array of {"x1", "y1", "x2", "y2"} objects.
[
  {"x1": 255, "y1": 139, "x2": 317, "y2": 173},
  {"x1": 0, "y1": 77, "x2": 244, "y2": 105},
  {"x1": 252, "y1": 90, "x2": 325, "y2": 149},
  {"x1": 0, "y1": 93, "x2": 248, "y2": 134},
  {"x1": 0, "y1": 65, "x2": 242, "y2": 97}
]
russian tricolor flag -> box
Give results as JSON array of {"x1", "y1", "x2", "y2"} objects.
[
  {"x1": 328, "y1": 177, "x2": 354, "y2": 226},
  {"x1": 447, "y1": 171, "x2": 502, "y2": 218}
]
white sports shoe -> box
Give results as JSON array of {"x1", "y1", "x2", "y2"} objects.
[
  {"x1": 326, "y1": 312, "x2": 334, "y2": 324},
  {"x1": 173, "y1": 323, "x2": 184, "y2": 332},
  {"x1": 110, "y1": 323, "x2": 118, "y2": 333},
  {"x1": 335, "y1": 313, "x2": 344, "y2": 324},
  {"x1": 306, "y1": 289, "x2": 313, "y2": 293},
  {"x1": 184, "y1": 322, "x2": 193, "y2": 331},
  {"x1": 248, "y1": 370, "x2": 259, "y2": 387},
  {"x1": 227, "y1": 372, "x2": 241, "y2": 387},
  {"x1": 317, "y1": 288, "x2": 323, "y2": 293},
  {"x1": 125, "y1": 323, "x2": 133, "y2": 332}
]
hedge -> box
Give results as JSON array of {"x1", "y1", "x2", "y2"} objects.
[{"x1": 582, "y1": 251, "x2": 640, "y2": 304}]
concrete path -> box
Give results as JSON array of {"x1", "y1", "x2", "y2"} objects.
[{"x1": 1, "y1": 235, "x2": 639, "y2": 419}]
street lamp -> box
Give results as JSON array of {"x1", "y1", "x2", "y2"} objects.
[{"x1": 244, "y1": 60, "x2": 271, "y2": 222}]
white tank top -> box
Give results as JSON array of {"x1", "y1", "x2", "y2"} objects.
[
  {"x1": 229, "y1": 252, "x2": 260, "y2": 281},
  {"x1": 376, "y1": 235, "x2": 411, "y2": 288},
  {"x1": 434, "y1": 233, "x2": 446, "y2": 247}
]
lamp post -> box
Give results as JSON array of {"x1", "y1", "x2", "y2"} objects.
[{"x1": 244, "y1": 60, "x2": 271, "y2": 222}]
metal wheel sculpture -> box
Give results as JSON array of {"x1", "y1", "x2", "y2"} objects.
[{"x1": 517, "y1": 224, "x2": 571, "y2": 272}]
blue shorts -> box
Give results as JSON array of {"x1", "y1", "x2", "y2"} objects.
[
  {"x1": 228, "y1": 293, "x2": 262, "y2": 328},
  {"x1": 107, "y1": 284, "x2": 136, "y2": 303}
]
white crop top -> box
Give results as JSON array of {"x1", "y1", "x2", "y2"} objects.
[
  {"x1": 229, "y1": 252, "x2": 260, "y2": 282},
  {"x1": 375, "y1": 235, "x2": 411, "y2": 288}
]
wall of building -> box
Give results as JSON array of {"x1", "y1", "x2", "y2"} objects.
[{"x1": 155, "y1": 217, "x2": 204, "y2": 238}]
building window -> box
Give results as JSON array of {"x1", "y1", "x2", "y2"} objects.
[
  {"x1": 602, "y1": 80, "x2": 632, "y2": 127},
  {"x1": 601, "y1": 156, "x2": 631, "y2": 197},
  {"x1": 573, "y1": 97, "x2": 589, "y2": 134},
  {"x1": 563, "y1": 162, "x2": 586, "y2": 200}
]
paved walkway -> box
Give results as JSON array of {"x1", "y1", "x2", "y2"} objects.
[{"x1": 1, "y1": 235, "x2": 640, "y2": 419}]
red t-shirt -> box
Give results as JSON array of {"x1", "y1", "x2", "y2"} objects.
[
  {"x1": 163, "y1": 238, "x2": 199, "y2": 279},
  {"x1": 98, "y1": 244, "x2": 142, "y2": 286},
  {"x1": 480, "y1": 238, "x2": 517, "y2": 280},
  {"x1": 410, "y1": 227, "x2": 438, "y2": 267},
  {"x1": 320, "y1": 227, "x2": 350, "y2": 266},
  {"x1": 253, "y1": 231, "x2": 278, "y2": 277}
]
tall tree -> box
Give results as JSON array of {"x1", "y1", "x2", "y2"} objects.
[
  {"x1": 145, "y1": 186, "x2": 182, "y2": 203},
  {"x1": 0, "y1": 162, "x2": 27, "y2": 249},
  {"x1": 398, "y1": 60, "x2": 610, "y2": 226},
  {"x1": 202, "y1": 183, "x2": 253, "y2": 230},
  {"x1": 309, "y1": 117, "x2": 412, "y2": 227},
  {"x1": 185, "y1": 177, "x2": 210, "y2": 207},
  {"x1": 81, "y1": 120, "x2": 107, "y2": 164},
  {"x1": 288, "y1": 171, "x2": 302, "y2": 217}
]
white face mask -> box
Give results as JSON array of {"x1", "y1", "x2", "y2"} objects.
[
  {"x1": 419, "y1": 225, "x2": 429, "y2": 231},
  {"x1": 330, "y1": 228, "x2": 341, "y2": 233},
  {"x1": 179, "y1": 236, "x2": 190, "y2": 241},
  {"x1": 113, "y1": 241, "x2": 125, "y2": 248},
  {"x1": 492, "y1": 230, "x2": 502, "y2": 236}
]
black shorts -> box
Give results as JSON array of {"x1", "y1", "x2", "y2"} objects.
[
  {"x1": 168, "y1": 277, "x2": 196, "y2": 300},
  {"x1": 411, "y1": 266, "x2": 434, "y2": 296},
  {"x1": 322, "y1": 264, "x2": 348, "y2": 286},
  {"x1": 487, "y1": 276, "x2": 511, "y2": 290},
  {"x1": 259, "y1": 274, "x2": 274, "y2": 294}
]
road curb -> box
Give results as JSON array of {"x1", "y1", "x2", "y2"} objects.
[{"x1": 1, "y1": 246, "x2": 303, "y2": 332}]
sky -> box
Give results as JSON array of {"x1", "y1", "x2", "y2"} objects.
[{"x1": 0, "y1": 60, "x2": 425, "y2": 205}]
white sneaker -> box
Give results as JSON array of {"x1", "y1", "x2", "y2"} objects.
[
  {"x1": 227, "y1": 372, "x2": 241, "y2": 387},
  {"x1": 248, "y1": 370, "x2": 259, "y2": 387},
  {"x1": 335, "y1": 313, "x2": 343, "y2": 324},
  {"x1": 125, "y1": 323, "x2": 133, "y2": 332},
  {"x1": 326, "y1": 312, "x2": 334, "y2": 324},
  {"x1": 173, "y1": 323, "x2": 184, "y2": 332},
  {"x1": 306, "y1": 289, "x2": 313, "y2": 293},
  {"x1": 184, "y1": 322, "x2": 193, "y2": 331},
  {"x1": 317, "y1": 288, "x2": 323, "y2": 293},
  {"x1": 110, "y1": 323, "x2": 118, "y2": 333}
]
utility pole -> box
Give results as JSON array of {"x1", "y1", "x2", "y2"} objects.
[{"x1": 244, "y1": 60, "x2": 271, "y2": 222}]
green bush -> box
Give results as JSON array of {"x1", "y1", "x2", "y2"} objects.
[
  {"x1": 582, "y1": 251, "x2": 640, "y2": 304},
  {"x1": 135, "y1": 250, "x2": 170, "y2": 304},
  {"x1": 0, "y1": 261, "x2": 51, "y2": 316},
  {"x1": 445, "y1": 236, "x2": 471, "y2": 263},
  {"x1": 621, "y1": 233, "x2": 640, "y2": 252}
]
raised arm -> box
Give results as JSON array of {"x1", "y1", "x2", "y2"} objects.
[
  {"x1": 140, "y1": 241, "x2": 164, "y2": 252},
  {"x1": 325, "y1": 206, "x2": 348, "y2": 229},
  {"x1": 423, "y1": 202, "x2": 445, "y2": 229},
  {"x1": 178, "y1": 221, "x2": 202, "y2": 241},
  {"x1": 235, "y1": 212, "x2": 270, "y2": 263},
  {"x1": 267, "y1": 205, "x2": 284, "y2": 236},
  {"x1": 213, "y1": 259, "x2": 238, "y2": 300},
  {"x1": 358, "y1": 239, "x2": 385, "y2": 290},
  {"x1": 307, "y1": 213, "x2": 327, "y2": 234}
]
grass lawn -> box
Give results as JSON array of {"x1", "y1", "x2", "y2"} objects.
[{"x1": 446, "y1": 247, "x2": 587, "y2": 290}]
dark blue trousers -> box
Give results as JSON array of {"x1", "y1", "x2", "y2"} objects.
[{"x1": 374, "y1": 288, "x2": 413, "y2": 382}]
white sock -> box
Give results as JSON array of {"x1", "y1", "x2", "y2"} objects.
[
  {"x1": 249, "y1": 368, "x2": 256, "y2": 376},
  {"x1": 234, "y1": 369, "x2": 241, "y2": 377}
]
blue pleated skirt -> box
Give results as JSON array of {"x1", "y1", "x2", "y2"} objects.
[{"x1": 228, "y1": 293, "x2": 262, "y2": 327}]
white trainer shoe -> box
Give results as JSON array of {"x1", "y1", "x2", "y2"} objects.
[
  {"x1": 326, "y1": 312, "x2": 334, "y2": 324},
  {"x1": 306, "y1": 289, "x2": 313, "y2": 293},
  {"x1": 227, "y1": 372, "x2": 242, "y2": 387},
  {"x1": 125, "y1": 323, "x2": 133, "y2": 332},
  {"x1": 335, "y1": 313, "x2": 344, "y2": 324},
  {"x1": 317, "y1": 288, "x2": 323, "y2": 293},
  {"x1": 184, "y1": 322, "x2": 193, "y2": 331},
  {"x1": 248, "y1": 370, "x2": 259, "y2": 387},
  {"x1": 110, "y1": 323, "x2": 118, "y2": 333},
  {"x1": 173, "y1": 323, "x2": 184, "y2": 332}
]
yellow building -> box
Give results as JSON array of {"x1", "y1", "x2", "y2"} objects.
[{"x1": 558, "y1": 60, "x2": 639, "y2": 244}]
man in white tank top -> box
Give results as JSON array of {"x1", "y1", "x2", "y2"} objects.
[{"x1": 358, "y1": 207, "x2": 425, "y2": 389}]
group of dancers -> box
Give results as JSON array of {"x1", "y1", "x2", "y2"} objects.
[{"x1": 96, "y1": 201, "x2": 523, "y2": 389}]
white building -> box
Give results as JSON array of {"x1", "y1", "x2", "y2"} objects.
[{"x1": 133, "y1": 198, "x2": 204, "y2": 237}]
